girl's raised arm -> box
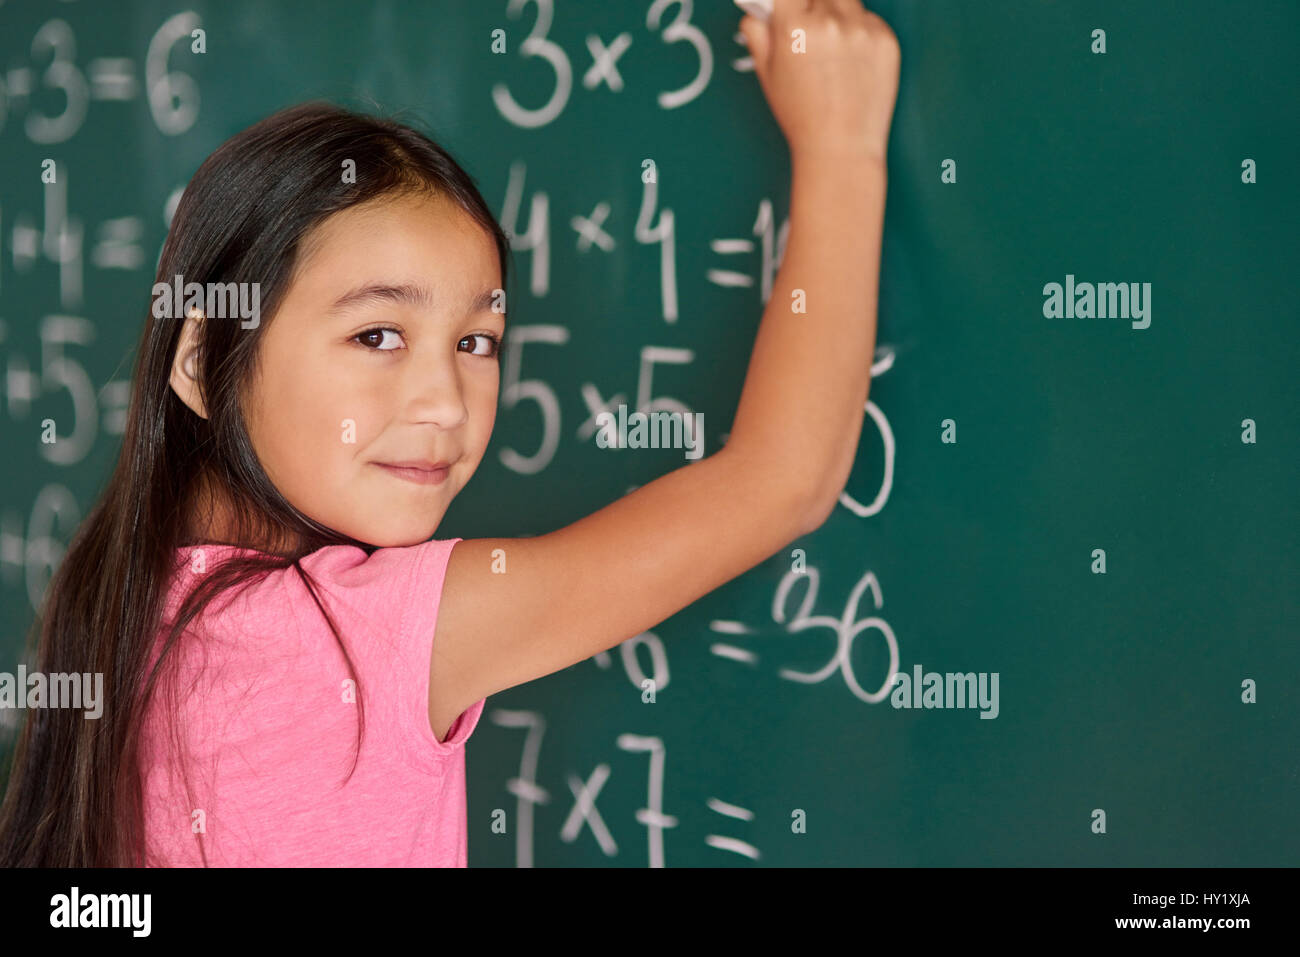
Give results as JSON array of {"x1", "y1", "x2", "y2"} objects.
[{"x1": 428, "y1": 0, "x2": 900, "y2": 741}]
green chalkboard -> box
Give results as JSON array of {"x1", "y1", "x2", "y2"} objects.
[{"x1": 0, "y1": 0, "x2": 1295, "y2": 866}]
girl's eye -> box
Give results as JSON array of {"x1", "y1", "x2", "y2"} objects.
[
  {"x1": 353, "y1": 327, "x2": 403, "y2": 351},
  {"x1": 460, "y1": 333, "x2": 502, "y2": 358},
  {"x1": 352, "y1": 328, "x2": 501, "y2": 358}
]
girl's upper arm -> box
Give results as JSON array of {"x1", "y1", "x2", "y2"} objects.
[{"x1": 426, "y1": 448, "x2": 822, "y2": 733}]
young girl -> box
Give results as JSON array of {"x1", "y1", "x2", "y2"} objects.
[{"x1": 0, "y1": 0, "x2": 899, "y2": 867}]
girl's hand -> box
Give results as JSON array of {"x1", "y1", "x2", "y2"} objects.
[{"x1": 740, "y1": 0, "x2": 901, "y2": 167}]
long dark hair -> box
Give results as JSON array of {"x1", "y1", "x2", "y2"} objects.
[{"x1": 0, "y1": 101, "x2": 510, "y2": 866}]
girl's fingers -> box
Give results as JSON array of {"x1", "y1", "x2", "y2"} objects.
[
  {"x1": 738, "y1": 14, "x2": 771, "y2": 83},
  {"x1": 771, "y1": 0, "x2": 818, "y2": 21},
  {"x1": 824, "y1": 0, "x2": 871, "y2": 22}
]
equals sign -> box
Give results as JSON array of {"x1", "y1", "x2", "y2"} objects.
[
  {"x1": 705, "y1": 239, "x2": 755, "y2": 288},
  {"x1": 708, "y1": 619, "x2": 758, "y2": 665},
  {"x1": 92, "y1": 217, "x2": 145, "y2": 270},
  {"x1": 88, "y1": 59, "x2": 137, "y2": 100},
  {"x1": 100, "y1": 379, "x2": 132, "y2": 436},
  {"x1": 705, "y1": 797, "x2": 760, "y2": 861}
]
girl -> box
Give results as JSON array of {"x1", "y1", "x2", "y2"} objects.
[{"x1": 0, "y1": 0, "x2": 899, "y2": 867}]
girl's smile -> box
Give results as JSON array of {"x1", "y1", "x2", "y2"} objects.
[{"x1": 372, "y1": 461, "x2": 453, "y2": 485}]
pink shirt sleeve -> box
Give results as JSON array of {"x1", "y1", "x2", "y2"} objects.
[{"x1": 309, "y1": 537, "x2": 484, "y2": 754}]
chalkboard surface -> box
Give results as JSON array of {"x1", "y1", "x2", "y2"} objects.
[{"x1": 0, "y1": 0, "x2": 1295, "y2": 866}]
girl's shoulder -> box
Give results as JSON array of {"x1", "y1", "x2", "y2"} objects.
[{"x1": 164, "y1": 538, "x2": 461, "y2": 627}]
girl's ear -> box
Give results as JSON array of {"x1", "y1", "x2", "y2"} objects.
[{"x1": 169, "y1": 309, "x2": 209, "y2": 419}]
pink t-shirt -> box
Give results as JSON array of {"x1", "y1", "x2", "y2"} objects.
[{"x1": 140, "y1": 537, "x2": 484, "y2": 867}]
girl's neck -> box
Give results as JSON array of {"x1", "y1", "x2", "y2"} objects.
[{"x1": 182, "y1": 472, "x2": 303, "y2": 554}]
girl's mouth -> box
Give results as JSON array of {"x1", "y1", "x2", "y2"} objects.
[{"x1": 373, "y1": 462, "x2": 450, "y2": 485}]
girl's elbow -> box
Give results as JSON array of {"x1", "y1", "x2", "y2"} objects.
[{"x1": 799, "y1": 489, "x2": 837, "y2": 537}]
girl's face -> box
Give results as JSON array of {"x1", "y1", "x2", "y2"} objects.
[{"x1": 172, "y1": 191, "x2": 505, "y2": 548}]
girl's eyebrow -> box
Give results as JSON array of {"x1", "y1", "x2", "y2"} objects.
[{"x1": 327, "y1": 283, "x2": 503, "y2": 319}]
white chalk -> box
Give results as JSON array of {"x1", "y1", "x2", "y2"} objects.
[{"x1": 734, "y1": 0, "x2": 773, "y2": 20}]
